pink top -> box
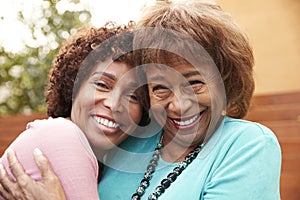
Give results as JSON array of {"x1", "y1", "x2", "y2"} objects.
[{"x1": 0, "y1": 117, "x2": 99, "y2": 200}]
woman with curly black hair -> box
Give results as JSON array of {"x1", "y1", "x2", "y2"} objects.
[{"x1": 0, "y1": 22, "x2": 149, "y2": 200}]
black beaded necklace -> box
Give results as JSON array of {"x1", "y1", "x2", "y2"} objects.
[{"x1": 131, "y1": 138, "x2": 204, "y2": 200}]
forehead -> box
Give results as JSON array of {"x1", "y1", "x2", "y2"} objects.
[
  {"x1": 145, "y1": 63, "x2": 200, "y2": 79},
  {"x1": 91, "y1": 59, "x2": 135, "y2": 78}
]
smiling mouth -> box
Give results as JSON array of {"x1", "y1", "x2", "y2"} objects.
[
  {"x1": 170, "y1": 112, "x2": 204, "y2": 129},
  {"x1": 92, "y1": 115, "x2": 120, "y2": 128}
]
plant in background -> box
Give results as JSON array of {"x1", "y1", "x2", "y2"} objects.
[{"x1": 0, "y1": 0, "x2": 91, "y2": 116}]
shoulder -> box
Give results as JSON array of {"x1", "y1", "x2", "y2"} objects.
[
  {"x1": 25, "y1": 117, "x2": 85, "y2": 139},
  {"x1": 27, "y1": 117, "x2": 75, "y2": 131},
  {"x1": 223, "y1": 117, "x2": 279, "y2": 142},
  {"x1": 204, "y1": 116, "x2": 281, "y2": 160},
  {"x1": 215, "y1": 117, "x2": 281, "y2": 160},
  {"x1": 12, "y1": 117, "x2": 89, "y2": 153}
]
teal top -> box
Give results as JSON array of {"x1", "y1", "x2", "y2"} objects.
[{"x1": 98, "y1": 116, "x2": 281, "y2": 200}]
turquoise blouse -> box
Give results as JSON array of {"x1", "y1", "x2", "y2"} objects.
[{"x1": 98, "y1": 116, "x2": 281, "y2": 200}]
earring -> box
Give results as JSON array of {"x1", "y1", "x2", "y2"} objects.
[{"x1": 221, "y1": 110, "x2": 226, "y2": 116}]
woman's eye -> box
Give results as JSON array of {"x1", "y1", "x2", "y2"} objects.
[
  {"x1": 94, "y1": 81, "x2": 110, "y2": 90},
  {"x1": 185, "y1": 80, "x2": 205, "y2": 93},
  {"x1": 129, "y1": 94, "x2": 138, "y2": 102},
  {"x1": 124, "y1": 91, "x2": 139, "y2": 103},
  {"x1": 152, "y1": 85, "x2": 172, "y2": 99},
  {"x1": 190, "y1": 80, "x2": 204, "y2": 87}
]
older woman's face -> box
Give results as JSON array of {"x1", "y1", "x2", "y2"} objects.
[
  {"x1": 71, "y1": 59, "x2": 142, "y2": 150},
  {"x1": 146, "y1": 63, "x2": 212, "y2": 149}
]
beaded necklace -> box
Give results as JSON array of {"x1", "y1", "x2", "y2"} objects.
[{"x1": 131, "y1": 138, "x2": 204, "y2": 200}]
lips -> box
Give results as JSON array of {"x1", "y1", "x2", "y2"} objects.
[
  {"x1": 92, "y1": 115, "x2": 120, "y2": 128},
  {"x1": 169, "y1": 112, "x2": 204, "y2": 130}
]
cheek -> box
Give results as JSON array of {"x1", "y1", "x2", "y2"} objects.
[
  {"x1": 150, "y1": 104, "x2": 168, "y2": 126},
  {"x1": 150, "y1": 94, "x2": 168, "y2": 108},
  {"x1": 128, "y1": 104, "x2": 143, "y2": 124},
  {"x1": 71, "y1": 98, "x2": 80, "y2": 119},
  {"x1": 72, "y1": 97, "x2": 87, "y2": 115},
  {"x1": 196, "y1": 93, "x2": 211, "y2": 106},
  {"x1": 149, "y1": 97, "x2": 168, "y2": 119},
  {"x1": 78, "y1": 90, "x2": 97, "y2": 109}
]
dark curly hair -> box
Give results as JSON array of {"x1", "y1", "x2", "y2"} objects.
[
  {"x1": 136, "y1": 1, "x2": 255, "y2": 119},
  {"x1": 46, "y1": 21, "x2": 149, "y2": 125}
]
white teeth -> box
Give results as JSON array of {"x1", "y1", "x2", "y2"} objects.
[
  {"x1": 173, "y1": 114, "x2": 199, "y2": 126},
  {"x1": 93, "y1": 116, "x2": 119, "y2": 128}
]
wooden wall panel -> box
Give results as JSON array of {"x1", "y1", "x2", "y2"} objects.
[
  {"x1": 0, "y1": 91, "x2": 299, "y2": 199},
  {"x1": 0, "y1": 113, "x2": 46, "y2": 156},
  {"x1": 245, "y1": 91, "x2": 300, "y2": 200}
]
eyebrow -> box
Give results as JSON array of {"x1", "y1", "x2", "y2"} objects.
[
  {"x1": 148, "y1": 75, "x2": 166, "y2": 82},
  {"x1": 92, "y1": 71, "x2": 139, "y2": 89},
  {"x1": 182, "y1": 71, "x2": 201, "y2": 78},
  {"x1": 148, "y1": 71, "x2": 200, "y2": 82},
  {"x1": 91, "y1": 71, "x2": 116, "y2": 80}
]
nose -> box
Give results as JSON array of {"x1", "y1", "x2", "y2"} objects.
[
  {"x1": 167, "y1": 91, "x2": 193, "y2": 115},
  {"x1": 102, "y1": 90, "x2": 123, "y2": 113},
  {"x1": 102, "y1": 93, "x2": 112, "y2": 109}
]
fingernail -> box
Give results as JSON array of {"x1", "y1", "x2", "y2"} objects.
[{"x1": 34, "y1": 148, "x2": 43, "y2": 156}]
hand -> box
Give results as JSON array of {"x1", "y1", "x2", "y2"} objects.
[{"x1": 0, "y1": 148, "x2": 66, "y2": 200}]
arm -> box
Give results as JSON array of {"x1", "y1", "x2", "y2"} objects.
[
  {"x1": 0, "y1": 149, "x2": 66, "y2": 200},
  {"x1": 0, "y1": 118, "x2": 100, "y2": 200}
]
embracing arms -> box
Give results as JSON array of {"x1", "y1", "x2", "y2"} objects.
[
  {"x1": 0, "y1": 118, "x2": 100, "y2": 200},
  {"x1": 0, "y1": 149, "x2": 65, "y2": 200}
]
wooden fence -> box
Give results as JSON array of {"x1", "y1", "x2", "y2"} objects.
[
  {"x1": 244, "y1": 91, "x2": 300, "y2": 200},
  {"x1": 1, "y1": 91, "x2": 300, "y2": 200}
]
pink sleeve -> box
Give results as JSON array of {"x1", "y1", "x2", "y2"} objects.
[{"x1": 0, "y1": 118, "x2": 100, "y2": 200}]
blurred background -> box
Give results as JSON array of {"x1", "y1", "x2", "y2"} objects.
[
  {"x1": 0, "y1": 0, "x2": 150, "y2": 116},
  {"x1": 0, "y1": 0, "x2": 299, "y2": 199}
]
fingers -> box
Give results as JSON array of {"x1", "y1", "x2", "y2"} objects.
[
  {"x1": 6, "y1": 149, "x2": 26, "y2": 178},
  {"x1": 0, "y1": 183, "x2": 13, "y2": 200},
  {"x1": 33, "y1": 148, "x2": 57, "y2": 182},
  {"x1": 0, "y1": 163, "x2": 15, "y2": 200},
  {"x1": 33, "y1": 149, "x2": 67, "y2": 200},
  {"x1": 6, "y1": 149, "x2": 34, "y2": 190},
  {"x1": 0, "y1": 163, "x2": 14, "y2": 192},
  {"x1": 6, "y1": 149, "x2": 46, "y2": 200},
  {"x1": 1, "y1": 149, "x2": 66, "y2": 200}
]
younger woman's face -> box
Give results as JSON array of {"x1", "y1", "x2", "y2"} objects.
[{"x1": 71, "y1": 59, "x2": 142, "y2": 151}]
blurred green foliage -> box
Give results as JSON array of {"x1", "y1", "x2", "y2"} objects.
[{"x1": 0, "y1": 0, "x2": 91, "y2": 116}]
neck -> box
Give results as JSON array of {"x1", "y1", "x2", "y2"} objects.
[
  {"x1": 160, "y1": 138, "x2": 196, "y2": 163},
  {"x1": 91, "y1": 146, "x2": 107, "y2": 161}
]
